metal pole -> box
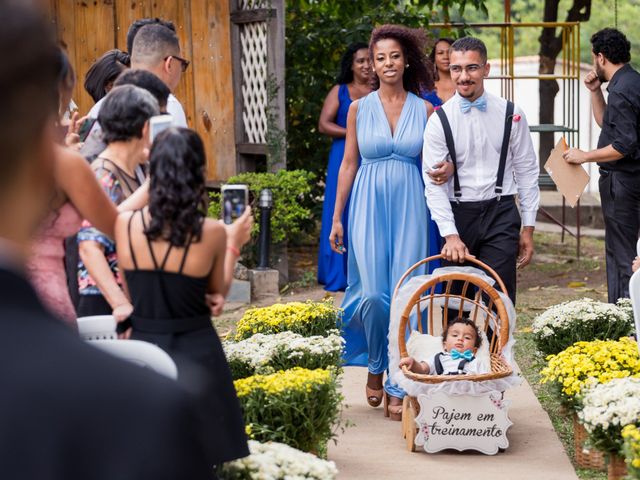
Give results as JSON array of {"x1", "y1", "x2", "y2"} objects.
[{"x1": 257, "y1": 188, "x2": 273, "y2": 269}]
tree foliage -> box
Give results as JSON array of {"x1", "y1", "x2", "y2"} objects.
[
  {"x1": 463, "y1": 0, "x2": 639, "y2": 68},
  {"x1": 537, "y1": 0, "x2": 591, "y2": 161},
  {"x1": 456, "y1": 0, "x2": 639, "y2": 161},
  {"x1": 285, "y1": 0, "x2": 488, "y2": 180}
]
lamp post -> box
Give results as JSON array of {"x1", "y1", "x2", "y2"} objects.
[{"x1": 257, "y1": 188, "x2": 273, "y2": 270}]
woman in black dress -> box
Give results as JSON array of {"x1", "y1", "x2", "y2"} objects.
[{"x1": 115, "y1": 127, "x2": 252, "y2": 467}]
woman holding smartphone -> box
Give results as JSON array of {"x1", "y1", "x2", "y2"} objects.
[{"x1": 115, "y1": 127, "x2": 252, "y2": 467}]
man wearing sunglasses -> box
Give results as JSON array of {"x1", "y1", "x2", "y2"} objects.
[
  {"x1": 422, "y1": 37, "x2": 539, "y2": 303},
  {"x1": 130, "y1": 23, "x2": 189, "y2": 127},
  {"x1": 86, "y1": 23, "x2": 188, "y2": 129},
  {"x1": 81, "y1": 22, "x2": 189, "y2": 163}
]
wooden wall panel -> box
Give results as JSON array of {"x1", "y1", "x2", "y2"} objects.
[
  {"x1": 72, "y1": 1, "x2": 115, "y2": 116},
  {"x1": 53, "y1": 0, "x2": 77, "y2": 75},
  {"x1": 114, "y1": 1, "x2": 151, "y2": 50},
  {"x1": 48, "y1": 0, "x2": 237, "y2": 181},
  {"x1": 190, "y1": 0, "x2": 236, "y2": 181}
]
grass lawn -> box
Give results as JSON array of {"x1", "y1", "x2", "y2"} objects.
[{"x1": 515, "y1": 231, "x2": 608, "y2": 480}]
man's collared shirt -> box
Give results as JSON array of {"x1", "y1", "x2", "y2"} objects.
[
  {"x1": 598, "y1": 63, "x2": 640, "y2": 174},
  {"x1": 87, "y1": 93, "x2": 187, "y2": 127},
  {"x1": 422, "y1": 91, "x2": 540, "y2": 237}
]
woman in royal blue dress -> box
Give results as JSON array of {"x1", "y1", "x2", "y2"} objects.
[
  {"x1": 317, "y1": 42, "x2": 371, "y2": 292},
  {"x1": 429, "y1": 37, "x2": 456, "y2": 104},
  {"x1": 329, "y1": 25, "x2": 444, "y2": 421}
]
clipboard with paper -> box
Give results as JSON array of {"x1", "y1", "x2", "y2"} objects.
[{"x1": 543, "y1": 137, "x2": 590, "y2": 208}]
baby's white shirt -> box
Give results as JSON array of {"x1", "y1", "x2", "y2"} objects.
[{"x1": 425, "y1": 352, "x2": 480, "y2": 375}]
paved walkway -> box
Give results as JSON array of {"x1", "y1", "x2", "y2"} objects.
[
  {"x1": 227, "y1": 288, "x2": 578, "y2": 479},
  {"x1": 328, "y1": 366, "x2": 578, "y2": 480}
]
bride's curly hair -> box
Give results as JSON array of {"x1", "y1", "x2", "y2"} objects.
[
  {"x1": 369, "y1": 24, "x2": 434, "y2": 95},
  {"x1": 144, "y1": 127, "x2": 207, "y2": 247}
]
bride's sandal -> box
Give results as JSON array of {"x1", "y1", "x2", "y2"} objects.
[
  {"x1": 387, "y1": 404, "x2": 403, "y2": 421},
  {"x1": 365, "y1": 385, "x2": 383, "y2": 407},
  {"x1": 384, "y1": 393, "x2": 403, "y2": 421}
]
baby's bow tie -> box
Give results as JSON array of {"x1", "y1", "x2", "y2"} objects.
[
  {"x1": 450, "y1": 349, "x2": 474, "y2": 361},
  {"x1": 460, "y1": 96, "x2": 487, "y2": 113}
]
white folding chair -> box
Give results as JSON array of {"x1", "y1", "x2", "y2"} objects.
[
  {"x1": 77, "y1": 315, "x2": 178, "y2": 380},
  {"x1": 77, "y1": 315, "x2": 117, "y2": 340},
  {"x1": 89, "y1": 339, "x2": 178, "y2": 380}
]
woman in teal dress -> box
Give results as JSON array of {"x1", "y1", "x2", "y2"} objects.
[
  {"x1": 317, "y1": 42, "x2": 371, "y2": 292},
  {"x1": 329, "y1": 25, "x2": 442, "y2": 420}
]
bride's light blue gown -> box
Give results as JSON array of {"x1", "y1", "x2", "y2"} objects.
[{"x1": 341, "y1": 90, "x2": 436, "y2": 396}]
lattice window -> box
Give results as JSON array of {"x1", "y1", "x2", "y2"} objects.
[
  {"x1": 238, "y1": 0, "x2": 268, "y2": 10},
  {"x1": 240, "y1": 21, "x2": 268, "y2": 144}
]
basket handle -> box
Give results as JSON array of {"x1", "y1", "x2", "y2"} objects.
[
  {"x1": 397, "y1": 273, "x2": 510, "y2": 359},
  {"x1": 392, "y1": 254, "x2": 509, "y2": 300}
]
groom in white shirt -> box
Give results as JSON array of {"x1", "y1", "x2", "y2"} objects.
[{"x1": 422, "y1": 37, "x2": 540, "y2": 302}]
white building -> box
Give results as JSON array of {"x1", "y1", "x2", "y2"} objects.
[{"x1": 484, "y1": 56, "x2": 601, "y2": 193}]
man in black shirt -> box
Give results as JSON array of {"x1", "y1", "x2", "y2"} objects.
[{"x1": 564, "y1": 28, "x2": 640, "y2": 302}]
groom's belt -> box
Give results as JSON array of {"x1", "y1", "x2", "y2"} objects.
[{"x1": 449, "y1": 195, "x2": 515, "y2": 207}]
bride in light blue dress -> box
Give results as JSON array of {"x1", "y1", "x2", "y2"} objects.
[{"x1": 329, "y1": 25, "x2": 444, "y2": 421}]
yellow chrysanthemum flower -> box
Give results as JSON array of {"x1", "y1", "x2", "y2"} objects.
[
  {"x1": 234, "y1": 367, "x2": 334, "y2": 397},
  {"x1": 234, "y1": 300, "x2": 342, "y2": 340},
  {"x1": 540, "y1": 338, "x2": 640, "y2": 399}
]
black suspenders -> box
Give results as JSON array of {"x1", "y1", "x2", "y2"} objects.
[
  {"x1": 496, "y1": 101, "x2": 515, "y2": 200},
  {"x1": 435, "y1": 100, "x2": 515, "y2": 202},
  {"x1": 434, "y1": 352, "x2": 470, "y2": 375},
  {"x1": 436, "y1": 108, "x2": 462, "y2": 200}
]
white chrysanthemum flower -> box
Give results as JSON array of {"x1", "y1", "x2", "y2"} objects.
[
  {"x1": 223, "y1": 331, "x2": 344, "y2": 375},
  {"x1": 220, "y1": 440, "x2": 338, "y2": 479},
  {"x1": 532, "y1": 297, "x2": 630, "y2": 335},
  {"x1": 579, "y1": 378, "x2": 640, "y2": 434}
]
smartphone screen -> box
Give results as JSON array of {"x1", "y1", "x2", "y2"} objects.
[
  {"x1": 149, "y1": 114, "x2": 173, "y2": 143},
  {"x1": 222, "y1": 185, "x2": 248, "y2": 225},
  {"x1": 78, "y1": 118, "x2": 97, "y2": 142}
]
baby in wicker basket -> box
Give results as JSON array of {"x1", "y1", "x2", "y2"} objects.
[{"x1": 399, "y1": 317, "x2": 484, "y2": 375}]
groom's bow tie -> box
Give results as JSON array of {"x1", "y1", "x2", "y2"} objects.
[{"x1": 460, "y1": 96, "x2": 487, "y2": 113}]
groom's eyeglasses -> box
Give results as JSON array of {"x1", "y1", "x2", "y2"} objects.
[{"x1": 449, "y1": 63, "x2": 485, "y2": 74}]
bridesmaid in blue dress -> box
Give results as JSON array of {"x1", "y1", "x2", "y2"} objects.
[
  {"x1": 429, "y1": 37, "x2": 456, "y2": 104},
  {"x1": 317, "y1": 43, "x2": 371, "y2": 291},
  {"x1": 329, "y1": 25, "x2": 444, "y2": 421}
]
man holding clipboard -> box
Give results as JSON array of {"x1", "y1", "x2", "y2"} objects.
[{"x1": 564, "y1": 28, "x2": 640, "y2": 302}]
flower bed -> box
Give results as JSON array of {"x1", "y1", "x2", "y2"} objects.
[
  {"x1": 617, "y1": 297, "x2": 635, "y2": 328},
  {"x1": 540, "y1": 337, "x2": 640, "y2": 408},
  {"x1": 234, "y1": 367, "x2": 342, "y2": 455},
  {"x1": 532, "y1": 298, "x2": 632, "y2": 356},
  {"x1": 224, "y1": 331, "x2": 344, "y2": 380},
  {"x1": 578, "y1": 377, "x2": 640, "y2": 453},
  {"x1": 623, "y1": 424, "x2": 640, "y2": 479},
  {"x1": 218, "y1": 440, "x2": 338, "y2": 480},
  {"x1": 234, "y1": 301, "x2": 342, "y2": 340}
]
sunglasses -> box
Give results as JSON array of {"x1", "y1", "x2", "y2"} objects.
[{"x1": 165, "y1": 55, "x2": 190, "y2": 73}]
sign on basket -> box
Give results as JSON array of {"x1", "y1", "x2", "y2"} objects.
[{"x1": 414, "y1": 391, "x2": 512, "y2": 455}]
